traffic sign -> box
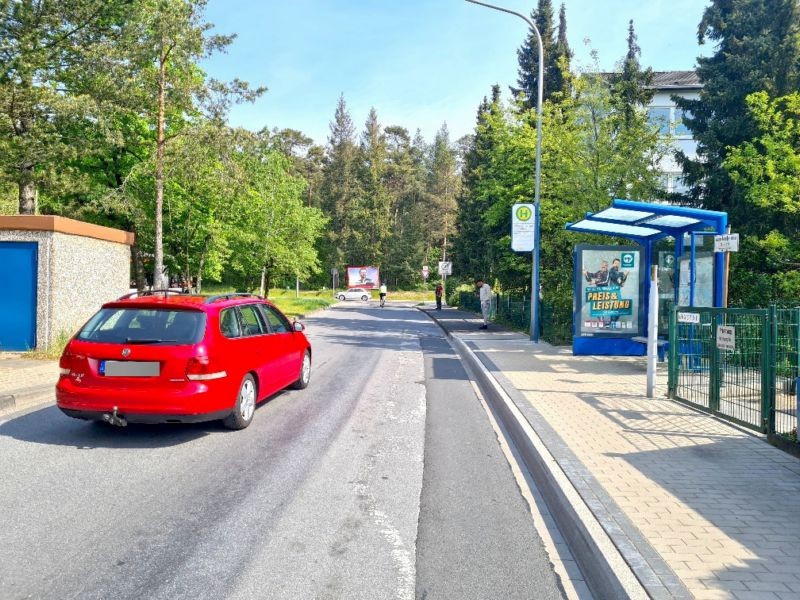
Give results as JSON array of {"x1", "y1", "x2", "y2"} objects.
[
  {"x1": 511, "y1": 203, "x2": 536, "y2": 252},
  {"x1": 438, "y1": 261, "x2": 452, "y2": 276},
  {"x1": 422, "y1": 265, "x2": 429, "y2": 279},
  {"x1": 714, "y1": 233, "x2": 739, "y2": 252}
]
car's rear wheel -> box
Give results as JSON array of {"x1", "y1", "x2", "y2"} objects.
[
  {"x1": 291, "y1": 351, "x2": 311, "y2": 390},
  {"x1": 223, "y1": 373, "x2": 257, "y2": 430},
  {"x1": 361, "y1": 295, "x2": 369, "y2": 301}
]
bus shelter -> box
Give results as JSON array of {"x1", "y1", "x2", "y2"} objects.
[{"x1": 565, "y1": 199, "x2": 727, "y2": 356}]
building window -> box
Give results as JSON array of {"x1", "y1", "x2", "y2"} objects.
[
  {"x1": 673, "y1": 108, "x2": 692, "y2": 137},
  {"x1": 661, "y1": 172, "x2": 691, "y2": 195},
  {"x1": 648, "y1": 107, "x2": 671, "y2": 135},
  {"x1": 648, "y1": 106, "x2": 693, "y2": 137}
]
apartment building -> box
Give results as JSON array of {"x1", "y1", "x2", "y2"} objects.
[{"x1": 646, "y1": 70, "x2": 702, "y2": 195}]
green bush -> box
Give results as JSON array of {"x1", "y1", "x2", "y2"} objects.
[{"x1": 447, "y1": 282, "x2": 476, "y2": 307}]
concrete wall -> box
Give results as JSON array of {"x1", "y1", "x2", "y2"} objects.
[
  {"x1": 50, "y1": 232, "x2": 130, "y2": 346},
  {"x1": 0, "y1": 229, "x2": 130, "y2": 349}
]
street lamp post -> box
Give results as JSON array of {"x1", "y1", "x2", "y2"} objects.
[{"x1": 464, "y1": 0, "x2": 544, "y2": 342}]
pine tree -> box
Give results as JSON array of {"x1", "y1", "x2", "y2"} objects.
[
  {"x1": 383, "y1": 126, "x2": 429, "y2": 287},
  {"x1": 319, "y1": 95, "x2": 361, "y2": 269},
  {"x1": 427, "y1": 124, "x2": 460, "y2": 266},
  {"x1": 454, "y1": 86, "x2": 502, "y2": 280},
  {"x1": 357, "y1": 108, "x2": 392, "y2": 264},
  {"x1": 610, "y1": 21, "x2": 654, "y2": 129},
  {"x1": 513, "y1": 0, "x2": 555, "y2": 108},
  {"x1": 676, "y1": 0, "x2": 800, "y2": 212},
  {"x1": 512, "y1": 0, "x2": 571, "y2": 108},
  {"x1": 551, "y1": 4, "x2": 573, "y2": 101}
]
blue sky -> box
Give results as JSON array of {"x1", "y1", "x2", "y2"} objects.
[{"x1": 203, "y1": 0, "x2": 710, "y2": 147}]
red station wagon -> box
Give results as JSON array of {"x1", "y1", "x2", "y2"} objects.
[{"x1": 56, "y1": 292, "x2": 312, "y2": 430}]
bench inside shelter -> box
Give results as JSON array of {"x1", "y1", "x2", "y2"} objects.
[{"x1": 631, "y1": 336, "x2": 669, "y2": 362}]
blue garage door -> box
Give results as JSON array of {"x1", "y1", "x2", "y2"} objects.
[{"x1": 0, "y1": 242, "x2": 38, "y2": 350}]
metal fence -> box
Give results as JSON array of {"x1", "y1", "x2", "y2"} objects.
[
  {"x1": 773, "y1": 307, "x2": 800, "y2": 442},
  {"x1": 668, "y1": 306, "x2": 799, "y2": 445},
  {"x1": 457, "y1": 291, "x2": 573, "y2": 345}
]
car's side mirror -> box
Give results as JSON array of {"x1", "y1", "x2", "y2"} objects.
[{"x1": 293, "y1": 321, "x2": 305, "y2": 332}]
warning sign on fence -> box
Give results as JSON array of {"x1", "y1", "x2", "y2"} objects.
[{"x1": 716, "y1": 325, "x2": 736, "y2": 351}]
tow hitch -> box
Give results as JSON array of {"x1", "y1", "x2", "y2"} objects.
[{"x1": 103, "y1": 406, "x2": 128, "y2": 427}]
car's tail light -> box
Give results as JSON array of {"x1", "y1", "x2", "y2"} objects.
[
  {"x1": 185, "y1": 356, "x2": 227, "y2": 381},
  {"x1": 58, "y1": 348, "x2": 84, "y2": 378}
]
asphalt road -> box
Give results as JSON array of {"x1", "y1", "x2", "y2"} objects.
[{"x1": 0, "y1": 302, "x2": 564, "y2": 600}]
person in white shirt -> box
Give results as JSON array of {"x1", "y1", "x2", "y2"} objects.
[
  {"x1": 476, "y1": 278, "x2": 492, "y2": 330},
  {"x1": 379, "y1": 283, "x2": 387, "y2": 307}
]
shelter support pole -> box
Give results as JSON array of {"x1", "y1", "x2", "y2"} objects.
[
  {"x1": 689, "y1": 233, "x2": 696, "y2": 307},
  {"x1": 722, "y1": 225, "x2": 731, "y2": 308},
  {"x1": 647, "y1": 265, "x2": 659, "y2": 398}
]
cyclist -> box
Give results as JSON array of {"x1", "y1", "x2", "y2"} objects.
[{"x1": 379, "y1": 283, "x2": 387, "y2": 307}]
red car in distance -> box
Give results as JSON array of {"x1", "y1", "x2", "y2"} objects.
[{"x1": 56, "y1": 292, "x2": 312, "y2": 430}]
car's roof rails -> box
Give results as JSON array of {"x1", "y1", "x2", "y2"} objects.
[
  {"x1": 117, "y1": 289, "x2": 188, "y2": 300},
  {"x1": 204, "y1": 292, "x2": 262, "y2": 304}
]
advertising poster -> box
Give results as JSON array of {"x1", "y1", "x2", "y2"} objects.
[
  {"x1": 576, "y1": 245, "x2": 643, "y2": 337},
  {"x1": 347, "y1": 266, "x2": 380, "y2": 289}
]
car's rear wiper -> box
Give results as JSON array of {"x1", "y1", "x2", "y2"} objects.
[{"x1": 123, "y1": 338, "x2": 177, "y2": 344}]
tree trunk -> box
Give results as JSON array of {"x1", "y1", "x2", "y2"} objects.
[
  {"x1": 263, "y1": 266, "x2": 273, "y2": 299},
  {"x1": 259, "y1": 266, "x2": 266, "y2": 297},
  {"x1": 18, "y1": 176, "x2": 37, "y2": 215},
  {"x1": 196, "y1": 252, "x2": 205, "y2": 294},
  {"x1": 132, "y1": 242, "x2": 147, "y2": 291},
  {"x1": 153, "y1": 44, "x2": 168, "y2": 289}
]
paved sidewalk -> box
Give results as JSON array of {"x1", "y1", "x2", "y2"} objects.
[
  {"x1": 425, "y1": 306, "x2": 800, "y2": 600},
  {"x1": 0, "y1": 354, "x2": 58, "y2": 417}
]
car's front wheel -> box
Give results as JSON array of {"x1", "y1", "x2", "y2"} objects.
[
  {"x1": 291, "y1": 351, "x2": 311, "y2": 390},
  {"x1": 223, "y1": 373, "x2": 257, "y2": 430},
  {"x1": 338, "y1": 294, "x2": 346, "y2": 301},
  {"x1": 361, "y1": 295, "x2": 369, "y2": 301}
]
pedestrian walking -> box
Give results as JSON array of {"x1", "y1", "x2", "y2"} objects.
[
  {"x1": 476, "y1": 278, "x2": 492, "y2": 330},
  {"x1": 379, "y1": 283, "x2": 387, "y2": 307},
  {"x1": 435, "y1": 282, "x2": 443, "y2": 310}
]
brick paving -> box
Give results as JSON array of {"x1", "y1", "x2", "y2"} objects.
[{"x1": 429, "y1": 308, "x2": 800, "y2": 600}]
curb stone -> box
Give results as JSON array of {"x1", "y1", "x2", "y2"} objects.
[{"x1": 419, "y1": 307, "x2": 669, "y2": 600}]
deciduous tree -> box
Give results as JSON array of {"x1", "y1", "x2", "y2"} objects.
[{"x1": 0, "y1": 0, "x2": 129, "y2": 213}]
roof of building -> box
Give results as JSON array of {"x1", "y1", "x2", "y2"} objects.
[
  {"x1": 0, "y1": 215, "x2": 134, "y2": 245},
  {"x1": 649, "y1": 71, "x2": 702, "y2": 89}
]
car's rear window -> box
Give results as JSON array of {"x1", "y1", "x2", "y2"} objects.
[{"x1": 77, "y1": 308, "x2": 206, "y2": 345}]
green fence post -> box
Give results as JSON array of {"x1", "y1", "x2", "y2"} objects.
[
  {"x1": 668, "y1": 304, "x2": 678, "y2": 397},
  {"x1": 764, "y1": 305, "x2": 777, "y2": 434},
  {"x1": 710, "y1": 311, "x2": 720, "y2": 413}
]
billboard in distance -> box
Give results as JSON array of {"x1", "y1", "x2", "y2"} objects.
[{"x1": 347, "y1": 266, "x2": 380, "y2": 289}]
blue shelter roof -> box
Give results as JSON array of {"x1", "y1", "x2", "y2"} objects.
[{"x1": 565, "y1": 199, "x2": 727, "y2": 240}]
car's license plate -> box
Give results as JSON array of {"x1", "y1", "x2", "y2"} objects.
[{"x1": 100, "y1": 360, "x2": 160, "y2": 377}]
